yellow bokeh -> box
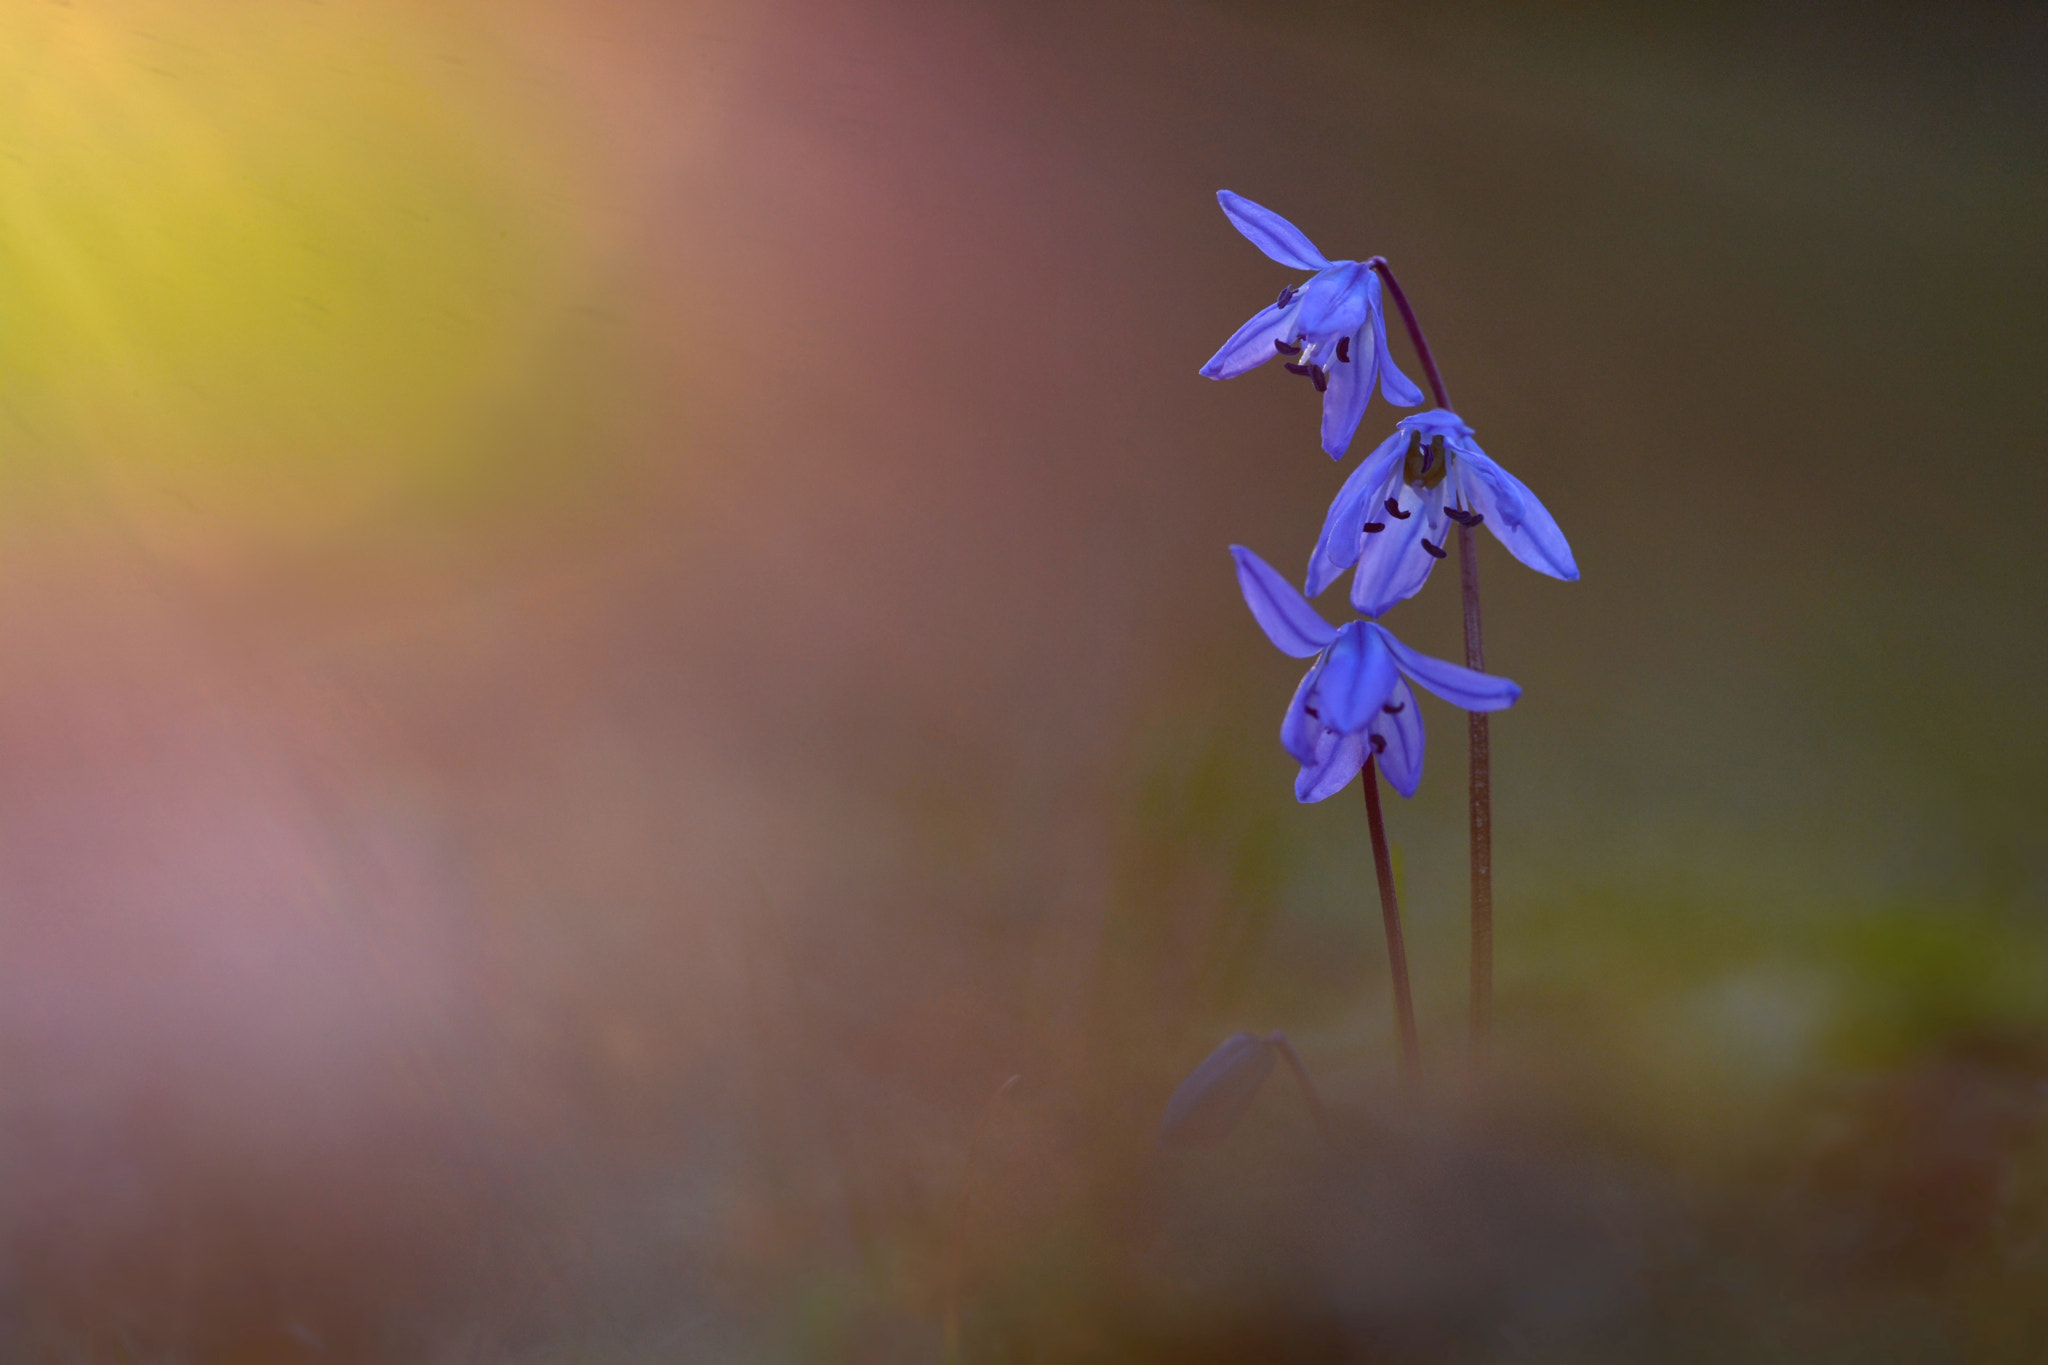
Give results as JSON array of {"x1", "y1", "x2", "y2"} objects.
[{"x1": 0, "y1": 1, "x2": 591, "y2": 553}]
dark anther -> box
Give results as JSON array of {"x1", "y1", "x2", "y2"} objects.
[
  {"x1": 1362, "y1": 521, "x2": 1386, "y2": 533},
  {"x1": 1420, "y1": 538, "x2": 1447, "y2": 559},
  {"x1": 1284, "y1": 361, "x2": 1312, "y2": 376},
  {"x1": 1384, "y1": 498, "x2": 1412, "y2": 521},
  {"x1": 1445, "y1": 507, "x2": 1482, "y2": 527},
  {"x1": 1277, "y1": 285, "x2": 1297, "y2": 308},
  {"x1": 1304, "y1": 705, "x2": 1320, "y2": 720},
  {"x1": 1310, "y1": 365, "x2": 1328, "y2": 393},
  {"x1": 1336, "y1": 336, "x2": 1351, "y2": 363},
  {"x1": 1382, "y1": 701, "x2": 1406, "y2": 715},
  {"x1": 1369, "y1": 734, "x2": 1387, "y2": 754},
  {"x1": 1273, "y1": 338, "x2": 1303, "y2": 357}
]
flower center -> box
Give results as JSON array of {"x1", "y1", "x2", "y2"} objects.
[{"x1": 1402, "y1": 431, "x2": 1450, "y2": 492}]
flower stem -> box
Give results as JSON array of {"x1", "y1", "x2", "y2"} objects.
[
  {"x1": 1459, "y1": 530, "x2": 1492, "y2": 1050},
  {"x1": 1361, "y1": 756, "x2": 1421, "y2": 1090},
  {"x1": 1370, "y1": 256, "x2": 1493, "y2": 1054},
  {"x1": 1368, "y1": 258, "x2": 1451, "y2": 411}
]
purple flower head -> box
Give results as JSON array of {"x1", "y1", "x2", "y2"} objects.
[
  {"x1": 1309, "y1": 408, "x2": 1580, "y2": 618},
  {"x1": 1231, "y1": 545, "x2": 1520, "y2": 803},
  {"x1": 1199, "y1": 191, "x2": 1426, "y2": 459}
]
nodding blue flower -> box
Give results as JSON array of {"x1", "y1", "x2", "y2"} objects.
[
  {"x1": 1232, "y1": 545, "x2": 1520, "y2": 802},
  {"x1": 1198, "y1": 191, "x2": 1426, "y2": 459},
  {"x1": 1309, "y1": 408, "x2": 1579, "y2": 618}
]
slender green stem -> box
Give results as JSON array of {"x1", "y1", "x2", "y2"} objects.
[
  {"x1": 1369, "y1": 256, "x2": 1493, "y2": 1053},
  {"x1": 1361, "y1": 756, "x2": 1421, "y2": 1090}
]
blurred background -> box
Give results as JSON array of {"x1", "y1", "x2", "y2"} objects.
[{"x1": 0, "y1": 0, "x2": 2042, "y2": 1358}]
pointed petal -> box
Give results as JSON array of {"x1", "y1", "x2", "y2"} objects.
[
  {"x1": 1371, "y1": 291, "x2": 1426, "y2": 408},
  {"x1": 1304, "y1": 537, "x2": 1350, "y2": 601},
  {"x1": 1296, "y1": 729, "x2": 1367, "y2": 803},
  {"x1": 1279, "y1": 661, "x2": 1327, "y2": 765},
  {"x1": 1200, "y1": 302, "x2": 1295, "y2": 380},
  {"x1": 1216, "y1": 190, "x2": 1330, "y2": 270},
  {"x1": 1232, "y1": 546, "x2": 1336, "y2": 658},
  {"x1": 1159, "y1": 1032, "x2": 1278, "y2": 1147},
  {"x1": 1318, "y1": 330, "x2": 1373, "y2": 459},
  {"x1": 1459, "y1": 444, "x2": 1580, "y2": 581},
  {"x1": 1348, "y1": 484, "x2": 1438, "y2": 617},
  {"x1": 1368, "y1": 679, "x2": 1426, "y2": 798},
  {"x1": 1369, "y1": 623, "x2": 1521, "y2": 712},
  {"x1": 1306, "y1": 428, "x2": 1406, "y2": 594},
  {"x1": 1311, "y1": 623, "x2": 1400, "y2": 734},
  {"x1": 1295, "y1": 262, "x2": 1370, "y2": 338}
]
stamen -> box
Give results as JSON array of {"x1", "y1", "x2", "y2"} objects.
[
  {"x1": 1273, "y1": 338, "x2": 1303, "y2": 357},
  {"x1": 1382, "y1": 701, "x2": 1406, "y2": 715},
  {"x1": 1336, "y1": 336, "x2": 1351, "y2": 363},
  {"x1": 1369, "y1": 734, "x2": 1387, "y2": 754},
  {"x1": 1362, "y1": 521, "x2": 1386, "y2": 533},
  {"x1": 1384, "y1": 499, "x2": 1411, "y2": 521},
  {"x1": 1284, "y1": 361, "x2": 1312, "y2": 377},
  {"x1": 1444, "y1": 507, "x2": 1483, "y2": 527},
  {"x1": 1277, "y1": 285, "x2": 1297, "y2": 308},
  {"x1": 1310, "y1": 365, "x2": 1328, "y2": 393},
  {"x1": 1420, "y1": 539, "x2": 1447, "y2": 559}
]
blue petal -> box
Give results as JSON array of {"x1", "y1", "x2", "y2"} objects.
[
  {"x1": 1306, "y1": 428, "x2": 1407, "y2": 595},
  {"x1": 1296, "y1": 729, "x2": 1367, "y2": 803},
  {"x1": 1279, "y1": 661, "x2": 1327, "y2": 765},
  {"x1": 1311, "y1": 622, "x2": 1400, "y2": 734},
  {"x1": 1232, "y1": 546, "x2": 1336, "y2": 658},
  {"x1": 1318, "y1": 329, "x2": 1373, "y2": 459},
  {"x1": 1216, "y1": 190, "x2": 1331, "y2": 271},
  {"x1": 1401, "y1": 408, "x2": 1475, "y2": 440},
  {"x1": 1200, "y1": 301, "x2": 1296, "y2": 380},
  {"x1": 1295, "y1": 262, "x2": 1370, "y2": 339},
  {"x1": 1458, "y1": 443, "x2": 1580, "y2": 581},
  {"x1": 1159, "y1": 1032, "x2": 1278, "y2": 1147},
  {"x1": 1369, "y1": 678, "x2": 1426, "y2": 798},
  {"x1": 1369, "y1": 623, "x2": 1521, "y2": 712},
  {"x1": 1371, "y1": 290, "x2": 1426, "y2": 408},
  {"x1": 1348, "y1": 484, "x2": 1439, "y2": 617}
]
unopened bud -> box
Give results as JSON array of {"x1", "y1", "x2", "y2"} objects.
[{"x1": 1158, "y1": 1032, "x2": 1276, "y2": 1148}]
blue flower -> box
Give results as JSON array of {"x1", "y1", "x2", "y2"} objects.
[
  {"x1": 1199, "y1": 190, "x2": 1426, "y2": 459},
  {"x1": 1309, "y1": 408, "x2": 1579, "y2": 618},
  {"x1": 1232, "y1": 545, "x2": 1521, "y2": 803}
]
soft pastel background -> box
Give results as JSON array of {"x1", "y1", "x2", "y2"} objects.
[{"x1": 0, "y1": 0, "x2": 2042, "y2": 1359}]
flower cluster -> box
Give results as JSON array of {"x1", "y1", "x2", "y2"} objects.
[
  {"x1": 1165, "y1": 190, "x2": 1580, "y2": 1128},
  {"x1": 1204, "y1": 191, "x2": 1576, "y2": 803}
]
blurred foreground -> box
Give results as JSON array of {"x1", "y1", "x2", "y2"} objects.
[{"x1": 0, "y1": 0, "x2": 2042, "y2": 1359}]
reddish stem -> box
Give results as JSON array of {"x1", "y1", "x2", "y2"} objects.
[
  {"x1": 1368, "y1": 257, "x2": 1492, "y2": 1053},
  {"x1": 1361, "y1": 756, "x2": 1421, "y2": 1090},
  {"x1": 1368, "y1": 258, "x2": 1451, "y2": 410}
]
